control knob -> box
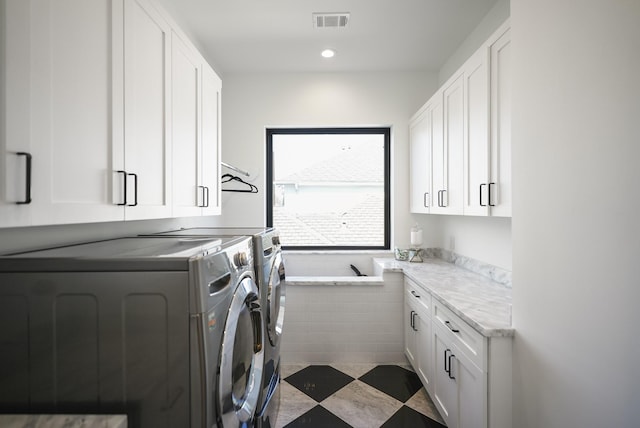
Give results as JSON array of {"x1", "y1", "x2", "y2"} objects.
[
  {"x1": 272, "y1": 236, "x2": 280, "y2": 246},
  {"x1": 234, "y1": 251, "x2": 249, "y2": 268}
]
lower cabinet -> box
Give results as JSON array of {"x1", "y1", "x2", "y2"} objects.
[
  {"x1": 404, "y1": 279, "x2": 433, "y2": 393},
  {"x1": 432, "y1": 320, "x2": 486, "y2": 428},
  {"x1": 403, "y1": 277, "x2": 512, "y2": 428}
]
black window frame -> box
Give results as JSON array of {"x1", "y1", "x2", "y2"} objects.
[{"x1": 266, "y1": 127, "x2": 391, "y2": 251}]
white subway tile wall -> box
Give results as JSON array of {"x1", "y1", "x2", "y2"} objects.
[{"x1": 281, "y1": 271, "x2": 405, "y2": 364}]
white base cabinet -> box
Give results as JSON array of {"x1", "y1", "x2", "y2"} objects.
[
  {"x1": 404, "y1": 279, "x2": 433, "y2": 393},
  {"x1": 403, "y1": 277, "x2": 512, "y2": 428}
]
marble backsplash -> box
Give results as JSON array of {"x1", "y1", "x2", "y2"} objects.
[{"x1": 419, "y1": 247, "x2": 512, "y2": 288}]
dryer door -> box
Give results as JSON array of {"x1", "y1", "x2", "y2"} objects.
[
  {"x1": 266, "y1": 251, "x2": 286, "y2": 347},
  {"x1": 218, "y1": 276, "x2": 264, "y2": 427}
]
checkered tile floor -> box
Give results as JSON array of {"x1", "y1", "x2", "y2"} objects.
[{"x1": 275, "y1": 364, "x2": 446, "y2": 428}]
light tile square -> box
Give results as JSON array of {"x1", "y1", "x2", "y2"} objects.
[{"x1": 322, "y1": 380, "x2": 403, "y2": 428}]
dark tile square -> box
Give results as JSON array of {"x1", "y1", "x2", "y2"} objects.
[
  {"x1": 380, "y1": 406, "x2": 446, "y2": 428},
  {"x1": 358, "y1": 365, "x2": 423, "y2": 403},
  {"x1": 284, "y1": 404, "x2": 353, "y2": 428},
  {"x1": 285, "y1": 365, "x2": 354, "y2": 402}
]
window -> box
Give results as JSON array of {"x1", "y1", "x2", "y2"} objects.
[{"x1": 266, "y1": 127, "x2": 390, "y2": 250}]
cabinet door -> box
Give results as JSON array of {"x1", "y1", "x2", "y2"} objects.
[
  {"x1": 441, "y1": 73, "x2": 464, "y2": 215},
  {"x1": 463, "y1": 49, "x2": 490, "y2": 216},
  {"x1": 170, "y1": 31, "x2": 201, "y2": 217},
  {"x1": 453, "y1": 347, "x2": 486, "y2": 428},
  {"x1": 415, "y1": 309, "x2": 433, "y2": 394},
  {"x1": 430, "y1": 94, "x2": 445, "y2": 214},
  {"x1": 489, "y1": 28, "x2": 512, "y2": 217},
  {"x1": 410, "y1": 107, "x2": 431, "y2": 213},
  {"x1": 433, "y1": 325, "x2": 458, "y2": 427},
  {"x1": 1, "y1": 0, "x2": 32, "y2": 226},
  {"x1": 121, "y1": 0, "x2": 172, "y2": 220},
  {"x1": 404, "y1": 297, "x2": 417, "y2": 367},
  {"x1": 200, "y1": 63, "x2": 222, "y2": 216},
  {"x1": 2, "y1": 0, "x2": 123, "y2": 226}
]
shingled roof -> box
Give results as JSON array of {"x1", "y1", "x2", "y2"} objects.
[
  {"x1": 274, "y1": 193, "x2": 384, "y2": 247},
  {"x1": 277, "y1": 143, "x2": 384, "y2": 184}
]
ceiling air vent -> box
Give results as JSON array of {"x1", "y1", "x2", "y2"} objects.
[{"x1": 313, "y1": 13, "x2": 350, "y2": 29}]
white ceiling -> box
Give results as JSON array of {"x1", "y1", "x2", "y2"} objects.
[{"x1": 155, "y1": 0, "x2": 498, "y2": 74}]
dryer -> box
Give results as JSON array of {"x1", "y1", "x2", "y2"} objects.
[
  {"x1": 0, "y1": 236, "x2": 264, "y2": 428},
  {"x1": 146, "y1": 228, "x2": 286, "y2": 427}
]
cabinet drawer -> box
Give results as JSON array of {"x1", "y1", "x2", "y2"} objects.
[
  {"x1": 433, "y1": 299, "x2": 486, "y2": 370},
  {"x1": 405, "y1": 278, "x2": 431, "y2": 314}
]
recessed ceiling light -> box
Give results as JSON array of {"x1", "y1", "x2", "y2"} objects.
[{"x1": 321, "y1": 49, "x2": 335, "y2": 58}]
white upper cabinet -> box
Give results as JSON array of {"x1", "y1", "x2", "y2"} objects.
[
  {"x1": 489, "y1": 26, "x2": 512, "y2": 217},
  {"x1": 117, "y1": 0, "x2": 173, "y2": 220},
  {"x1": 462, "y1": 49, "x2": 490, "y2": 216},
  {"x1": 1, "y1": 0, "x2": 222, "y2": 228},
  {"x1": 200, "y1": 63, "x2": 222, "y2": 216},
  {"x1": 170, "y1": 30, "x2": 201, "y2": 217},
  {"x1": 1, "y1": 0, "x2": 32, "y2": 227},
  {"x1": 432, "y1": 72, "x2": 464, "y2": 215},
  {"x1": 409, "y1": 20, "x2": 511, "y2": 218},
  {"x1": 2, "y1": 0, "x2": 123, "y2": 226},
  {"x1": 409, "y1": 106, "x2": 432, "y2": 213}
]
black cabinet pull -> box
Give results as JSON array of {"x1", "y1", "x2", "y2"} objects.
[
  {"x1": 197, "y1": 185, "x2": 205, "y2": 207},
  {"x1": 480, "y1": 183, "x2": 487, "y2": 207},
  {"x1": 442, "y1": 189, "x2": 447, "y2": 207},
  {"x1": 445, "y1": 320, "x2": 460, "y2": 333},
  {"x1": 448, "y1": 353, "x2": 456, "y2": 379},
  {"x1": 117, "y1": 170, "x2": 127, "y2": 206},
  {"x1": 204, "y1": 186, "x2": 210, "y2": 208},
  {"x1": 423, "y1": 192, "x2": 429, "y2": 208},
  {"x1": 412, "y1": 312, "x2": 418, "y2": 331},
  {"x1": 409, "y1": 310, "x2": 415, "y2": 330},
  {"x1": 411, "y1": 290, "x2": 420, "y2": 299},
  {"x1": 127, "y1": 173, "x2": 138, "y2": 206},
  {"x1": 16, "y1": 152, "x2": 32, "y2": 204},
  {"x1": 489, "y1": 182, "x2": 496, "y2": 206}
]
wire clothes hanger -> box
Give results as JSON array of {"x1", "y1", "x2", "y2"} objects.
[{"x1": 221, "y1": 173, "x2": 259, "y2": 193}]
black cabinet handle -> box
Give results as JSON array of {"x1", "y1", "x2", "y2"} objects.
[
  {"x1": 489, "y1": 182, "x2": 496, "y2": 206},
  {"x1": 412, "y1": 312, "x2": 418, "y2": 331},
  {"x1": 197, "y1": 185, "x2": 205, "y2": 207},
  {"x1": 409, "y1": 310, "x2": 415, "y2": 330},
  {"x1": 480, "y1": 183, "x2": 487, "y2": 207},
  {"x1": 445, "y1": 320, "x2": 460, "y2": 333},
  {"x1": 442, "y1": 189, "x2": 447, "y2": 207},
  {"x1": 423, "y1": 192, "x2": 429, "y2": 208},
  {"x1": 16, "y1": 152, "x2": 32, "y2": 204},
  {"x1": 204, "y1": 186, "x2": 210, "y2": 208},
  {"x1": 448, "y1": 352, "x2": 456, "y2": 379},
  {"x1": 411, "y1": 290, "x2": 420, "y2": 299},
  {"x1": 117, "y1": 170, "x2": 127, "y2": 206},
  {"x1": 127, "y1": 173, "x2": 138, "y2": 207}
]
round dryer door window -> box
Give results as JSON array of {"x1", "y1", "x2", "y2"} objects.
[{"x1": 218, "y1": 276, "x2": 264, "y2": 427}]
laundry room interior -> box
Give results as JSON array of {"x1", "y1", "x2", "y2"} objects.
[{"x1": 1, "y1": 0, "x2": 639, "y2": 428}]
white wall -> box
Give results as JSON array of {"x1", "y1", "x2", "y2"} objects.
[
  {"x1": 220, "y1": 71, "x2": 441, "y2": 248},
  {"x1": 440, "y1": 216, "x2": 511, "y2": 270},
  {"x1": 438, "y1": 0, "x2": 510, "y2": 85},
  {"x1": 512, "y1": 1, "x2": 640, "y2": 427}
]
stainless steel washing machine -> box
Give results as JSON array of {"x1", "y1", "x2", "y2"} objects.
[
  {"x1": 145, "y1": 228, "x2": 286, "y2": 427},
  {"x1": 0, "y1": 236, "x2": 264, "y2": 428}
]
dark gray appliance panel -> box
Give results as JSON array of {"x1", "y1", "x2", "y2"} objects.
[{"x1": 0, "y1": 271, "x2": 190, "y2": 428}]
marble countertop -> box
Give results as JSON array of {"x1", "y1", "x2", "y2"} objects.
[
  {"x1": 0, "y1": 414, "x2": 127, "y2": 428},
  {"x1": 374, "y1": 257, "x2": 513, "y2": 337}
]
